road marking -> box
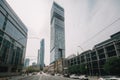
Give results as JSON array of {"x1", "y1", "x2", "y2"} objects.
[{"x1": 39, "y1": 75, "x2": 43, "y2": 80}]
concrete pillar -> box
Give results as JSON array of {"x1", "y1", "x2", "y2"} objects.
[
  {"x1": 113, "y1": 42, "x2": 119, "y2": 57},
  {"x1": 95, "y1": 48, "x2": 101, "y2": 76}
]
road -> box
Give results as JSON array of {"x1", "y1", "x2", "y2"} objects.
[
  {"x1": 9, "y1": 74, "x2": 79, "y2": 80},
  {"x1": 21, "y1": 75, "x2": 79, "y2": 80}
]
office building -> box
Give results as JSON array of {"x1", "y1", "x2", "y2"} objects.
[
  {"x1": 24, "y1": 58, "x2": 30, "y2": 67},
  {"x1": 38, "y1": 39, "x2": 45, "y2": 68},
  {"x1": 67, "y1": 32, "x2": 120, "y2": 76},
  {"x1": 32, "y1": 62, "x2": 36, "y2": 66},
  {"x1": 50, "y1": 2, "x2": 65, "y2": 63},
  {"x1": 37, "y1": 49, "x2": 40, "y2": 66},
  {"x1": 0, "y1": 0, "x2": 28, "y2": 76}
]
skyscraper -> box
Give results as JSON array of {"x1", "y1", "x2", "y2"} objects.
[
  {"x1": 24, "y1": 58, "x2": 30, "y2": 67},
  {"x1": 37, "y1": 49, "x2": 40, "y2": 66},
  {"x1": 50, "y1": 2, "x2": 65, "y2": 63},
  {"x1": 38, "y1": 39, "x2": 45, "y2": 68}
]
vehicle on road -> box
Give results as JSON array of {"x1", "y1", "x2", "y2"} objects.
[
  {"x1": 55, "y1": 73, "x2": 61, "y2": 76},
  {"x1": 32, "y1": 72, "x2": 37, "y2": 75},
  {"x1": 98, "y1": 76, "x2": 120, "y2": 80},
  {"x1": 63, "y1": 74, "x2": 70, "y2": 77},
  {"x1": 70, "y1": 74, "x2": 79, "y2": 79},
  {"x1": 79, "y1": 75, "x2": 88, "y2": 80}
]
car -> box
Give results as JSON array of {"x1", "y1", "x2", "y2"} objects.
[
  {"x1": 70, "y1": 74, "x2": 79, "y2": 79},
  {"x1": 63, "y1": 74, "x2": 70, "y2": 77},
  {"x1": 79, "y1": 75, "x2": 88, "y2": 80},
  {"x1": 98, "y1": 76, "x2": 120, "y2": 80},
  {"x1": 51, "y1": 73, "x2": 55, "y2": 76},
  {"x1": 32, "y1": 72, "x2": 37, "y2": 75},
  {"x1": 55, "y1": 73, "x2": 60, "y2": 76}
]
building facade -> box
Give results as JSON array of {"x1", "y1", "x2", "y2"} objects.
[
  {"x1": 0, "y1": 0, "x2": 28, "y2": 76},
  {"x1": 24, "y1": 58, "x2": 30, "y2": 67},
  {"x1": 39, "y1": 39, "x2": 45, "y2": 68},
  {"x1": 67, "y1": 32, "x2": 120, "y2": 76},
  {"x1": 50, "y1": 2, "x2": 65, "y2": 63},
  {"x1": 37, "y1": 49, "x2": 40, "y2": 66},
  {"x1": 32, "y1": 62, "x2": 37, "y2": 66}
]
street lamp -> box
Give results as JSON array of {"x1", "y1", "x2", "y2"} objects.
[{"x1": 77, "y1": 46, "x2": 84, "y2": 52}]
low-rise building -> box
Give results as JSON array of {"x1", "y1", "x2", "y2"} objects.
[{"x1": 67, "y1": 32, "x2": 120, "y2": 76}]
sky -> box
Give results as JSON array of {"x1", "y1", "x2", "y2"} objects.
[{"x1": 6, "y1": 0, "x2": 120, "y2": 65}]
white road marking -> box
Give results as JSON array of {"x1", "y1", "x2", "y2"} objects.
[{"x1": 39, "y1": 75, "x2": 43, "y2": 80}]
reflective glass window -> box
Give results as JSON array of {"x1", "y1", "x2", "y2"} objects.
[
  {"x1": 0, "y1": 30, "x2": 4, "y2": 36},
  {"x1": 0, "y1": 39, "x2": 10, "y2": 64},
  {"x1": 0, "y1": 12, "x2": 5, "y2": 29},
  {"x1": 5, "y1": 21, "x2": 26, "y2": 46}
]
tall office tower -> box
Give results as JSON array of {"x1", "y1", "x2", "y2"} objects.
[
  {"x1": 50, "y1": 2, "x2": 65, "y2": 63},
  {"x1": 24, "y1": 58, "x2": 30, "y2": 67},
  {"x1": 39, "y1": 39, "x2": 45, "y2": 68},
  {"x1": 37, "y1": 49, "x2": 40, "y2": 66},
  {"x1": 0, "y1": 0, "x2": 28, "y2": 76}
]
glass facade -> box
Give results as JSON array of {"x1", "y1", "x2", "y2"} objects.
[
  {"x1": 50, "y1": 2, "x2": 65, "y2": 63},
  {"x1": 0, "y1": 0, "x2": 28, "y2": 74},
  {"x1": 40, "y1": 39, "x2": 45, "y2": 67}
]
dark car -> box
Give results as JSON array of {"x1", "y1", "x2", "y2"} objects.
[{"x1": 64, "y1": 74, "x2": 70, "y2": 77}]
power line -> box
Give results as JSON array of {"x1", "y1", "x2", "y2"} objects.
[{"x1": 81, "y1": 17, "x2": 120, "y2": 45}]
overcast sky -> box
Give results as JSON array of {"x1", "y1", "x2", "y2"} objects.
[{"x1": 6, "y1": 0, "x2": 120, "y2": 65}]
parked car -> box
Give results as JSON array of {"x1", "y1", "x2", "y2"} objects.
[
  {"x1": 63, "y1": 74, "x2": 70, "y2": 77},
  {"x1": 98, "y1": 76, "x2": 120, "y2": 80},
  {"x1": 32, "y1": 72, "x2": 37, "y2": 75},
  {"x1": 51, "y1": 73, "x2": 55, "y2": 76},
  {"x1": 79, "y1": 75, "x2": 88, "y2": 80},
  {"x1": 70, "y1": 74, "x2": 79, "y2": 79},
  {"x1": 55, "y1": 73, "x2": 60, "y2": 76}
]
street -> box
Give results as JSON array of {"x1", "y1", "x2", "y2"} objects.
[{"x1": 9, "y1": 74, "x2": 80, "y2": 80}]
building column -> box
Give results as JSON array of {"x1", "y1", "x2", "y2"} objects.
[
  {"x1": 95, "y1": 48, "x2": 101, "y2": 76},
  {"x1": 113, "y1": 42, "x2": 119, "y2": 57},
  {"x1": 103, "y1": 46, "x2": 108, "y2": 59},
  {"x1": 89, "y1": 52, "x2": 93, "y2": 76}
]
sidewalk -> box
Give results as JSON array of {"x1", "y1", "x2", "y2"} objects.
[
  {"x1": 0, "y1": 77, "x2": 8, "y2": 80},
  {"x1": 9, "y1": 75, "x2": 30, "y2": 80},
  {"x1": 0, "y1": 75, "x2": 29, "y2": 80}
]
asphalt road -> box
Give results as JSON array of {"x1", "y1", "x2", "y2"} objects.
[
  {"x1": 8, "y1": 73, "x2": 99, "y2": 80},
  {"x1": 9, "y1": 74, "x2": 80, "y2": 80}
]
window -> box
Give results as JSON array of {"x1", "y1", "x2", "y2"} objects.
[
  {"x1": 0, "y1": 12, "x2": 5, "y2": 29},
  {"x1": 97, "y1": 49, "x2": 104, "y2": 55},
  {"x1": 0, "y1": 39, "x2": 10, "y2": 64},
  {"x1": 99, "y1": 54, "x2": 105, "y2": 59},
  {"x1": 92, "y1": 61, "x2": 98, "y2": 68},
  {"x1": 99, "y1": 59, "x2": 106, "y2": 68}
]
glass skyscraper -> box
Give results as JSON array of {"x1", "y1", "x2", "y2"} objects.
[
  {"x1": 50, "y1": 2, "x2": 65, "y2": 63},
  {"x1": 0, "y1": 0, "x2": 28, "y2": 75},
  {"x1": 24, "y1": 58, "x2": 30, "y2": 67},
  {"x1": 38, "y1": 39, "x2": 45, "y2": 68}
]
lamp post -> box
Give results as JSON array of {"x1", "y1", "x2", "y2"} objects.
[{"x1": 77, "y1": 46, "x2": 84, "y2": 52}]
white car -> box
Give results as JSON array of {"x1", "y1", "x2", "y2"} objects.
[
  {"x1": 79, "y1": 75, "x2": 88, "y2": 80},
  {"x1": 98, "y1": 76, "x2": 120, "y2": 80},
  {"x1": 70, "y1": 74, "x2": 79, "y2": 79},
  {"x1": 55, "y1": 73, "x2": 60, "y2": 76}
]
